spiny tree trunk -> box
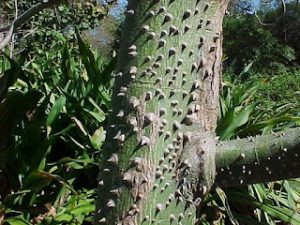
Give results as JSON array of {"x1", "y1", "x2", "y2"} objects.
[
  {"x1": 94, "y1": 0, "x2": 300, "y2": 224},
  {"x1": 95, "y1": 0, "x2": 229, "y2": 224}
]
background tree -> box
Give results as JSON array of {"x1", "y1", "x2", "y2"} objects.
[{"x1": 264, "y1": 1, "x2": 300, "y2": 63}]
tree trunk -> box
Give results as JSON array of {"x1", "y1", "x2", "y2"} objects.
[{"x1": 95, "y1": 0, "x2": 229, "y2": 224}]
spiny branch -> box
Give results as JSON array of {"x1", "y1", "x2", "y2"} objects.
[{"x1": 215, "y1": 128, "x2": 300, "y2": 187}]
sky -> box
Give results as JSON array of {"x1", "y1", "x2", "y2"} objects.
[
  {"x1": 106, "y1": 0, "x2": 287, "y2": 18},
  {"x1": 108, "y1": 0, "x2": 127, "y2": 18}
]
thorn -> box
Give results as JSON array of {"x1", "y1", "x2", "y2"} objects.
[
  {"x1": 140, "y1": 136, "x2": 150, "y2": 146},
  {"x1": 107, "y1": 154, "x2": 119, "y2": 165},
  {"x1": 128, "y1": 45, "x2": 137, "y2": 51},
  {"x1": 181, "y1": 42, "x2": 187, "y2": 52},
  {"x1": 146, "y1": 10, "x2": 155, "y2": 19},
  {"x1": 155, "y1": 203, "x2": 164, "y2": 215},
  {"x1": 144, "y1": 112, "x2": 156, "y2": 125},
  {"x1": 184, "y1": 25, "x2": 191, "y2": 33},
  {"x1": 122, "y1": 172, "x2": 132, "y2": 182},
  {"x1": 144, "y1": 55, "x2": 152, "y2": 63},
  {"x1": 128, "y1": 51, "x2": 137, "y2": 58},
  {"x1": 156, "y1": 54, "x2": 164, "y2": 61},
  {"x1": 156, "y1": 170, "x2": 163, "y2": 179},
  {"x1": 126, "y1": 9, "x2": 134, "y2": 15},
  {"x1": 98, "y1": 217, "x2": 106, "y2": 224},
  {"x1": 107, "y1": 199, "x2": 116, "y2": 208},
  {"x1": 170, "y1": 100, "x2": 178, "y2": 107},
  {"x1": 116, "y1": 110, "x2": 125, "y2": 118},
  {"x1": 147, "y1": 32, "x2": 156, "y2": 40},
  {"x1": 189, "y1": 92, "x2": 199, "y2": 102},
  {"x1": 163, "y1": 13, "x2": 173, "y2": 24},
  {"x1": 183, "y1": 132, "x2": 192, "y2": 142},
  {"x1": 98, "y1": 180, "x2": 104, "y2": 186},
  {"x1": 160, "y1": 30, "x2": 168, "y2": 37},
  {"x1": 177, "y1": 59, "x2": 183, "y2": 66},
  {"x1": 173, "y1": 121, "x2": 181, "y2": 131},
  {"x1": 158, "y1": 39, "x2": 166, "y2": 48},
  {"x1": 158, "y1": 6, "x2": 166, "y2": 14},
  {"x1": 129, "y1": 66, "x2": 137, "y2": 75},
  {"x1": 145, "y1": 91, "x2": 153, "y2": 101},
  {"x1": 143, "y1": 215, "x2": 150, "y2": 222},
  {"x1": 204, "y1": 3, "x2": 210, "y2": 12},
  {"x1": 141, "y1": 25, "x2": 150, "y2": 33},
  {"x1": 110, "y1": 188, "x2": 121, "y2": 196},
  {"x1": 169, "y1": 47, "x2": 177, "y2": 57},
  {"x1": 170, "y1": 214, "x2": 176, "y2": 223},
  {"x1": 129, "y1": 96, "x2": 140, "y2": 108},
  {"x1": 159, "y1": 108, "x2": 166, "y2": 116},
  {"x1": 169, "y1": 25, "x2": 178, "y2": 34},
  {"x1": 183, "y1": 9, "x2": 192, "y2": 20}
]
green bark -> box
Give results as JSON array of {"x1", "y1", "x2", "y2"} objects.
[
  {"x1": 215, "y1": 128, "x2": 300, "y2": 187},
  {"x1": 94, "y1": 0, "x2": 300, "y2": 224},
  {"x1": 95, "y1": 0, "x2": 228, "y2": 224}
]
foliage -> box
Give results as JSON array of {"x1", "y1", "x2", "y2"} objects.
[
  {"x1": 264, "y1": 1, "x2": 300, "y2": 64},
  {"x1": 1, "y1": 0, "x2": 118, "y2": 58},
  {"x1": 255, "y1": 70, "x2": 300, "y2": 105},
  {"x1": 223, "y1": 15, "x2": 296, "y2": 76},
  {"x1": 199, "y1": 73, "x2": 300, "y2": 225},
  {"x1": 2, "y1": 0, "x2": 114, "y2": 29},
  {"x1": 217, "y1": 72, "x2": 300, "y2": 140},
  {"x1": 0, "y1": 1, "x2": 118, "y2": 223},
  {"x1": 0, "y1": 32, "x2": 115, "y2": 224}
]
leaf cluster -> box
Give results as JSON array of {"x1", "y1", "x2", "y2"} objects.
[{"x1": 0, "y1": 31, "x2": 115, "y2": 224}]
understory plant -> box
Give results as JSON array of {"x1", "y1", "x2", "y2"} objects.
[
  {"x1": 206, "y1": 77, "x2": 300, "y2": 225},
  {"x1": 0, "y1": 32, "x2": 115, "y2": 224}
]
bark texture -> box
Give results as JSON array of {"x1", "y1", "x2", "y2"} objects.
[{"x1": 95, "y1": 0, "x2": 229, "y2": 224}]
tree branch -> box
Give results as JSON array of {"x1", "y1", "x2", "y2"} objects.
[
  {"x1": 0, "y1": 25, "x2": 14, "y2": 51},
  {"x1": 0, "y1": 0, "x2": 62, "y2": 33},
  {"x1": 215, "y1": 128, "x2": 300, "y2": 187}
]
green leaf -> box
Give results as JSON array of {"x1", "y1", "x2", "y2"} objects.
[
  {"x1": 233, "y1": 213, "x2": 269, "y2": 225},
  {"x1": 70, "y1": 203, "x2": 95, "y2": 216},
  {"x1": 5, "y1": 215, "x2": 31, "y2": 225},
  {"x1": 0, "y1": 90, "x2": 42, "y2": 150},
  {"x1": 218, "y1": 104, "x2": 255, "y2": 140},
  {"x1": 84, "y1": 108, "x2": 106, "y2": 123},
  {"x1": 46, "y1": 95, "x2": 66, "y2": 126},
  {"x1": 61, "y1": 44, "x2": 74, "y2": 79},
  {"x1": 227, "y1": 191, "x2": 300, "y2": 225},
  {"x1": 0, "y1": 53, "x2": 25, "y2": 101},
  {"x1": 239, "y1": 62, "x2": 253, "y2": 76},
  {"x1": 54, "y1": 212, "x2": 73, "y2": 222},
  {"x1": 71, "y1": 117, "x2": 88, "y2": 136},
  {"x1": 216, "y1": 187, "x2": 239, "y2": 225},
  {"x1": 89, "y1": 127, "x2": 105, "y2": 150},
  {"x1": 23, "y1": 170, "x2": 54, "y2": 192}
]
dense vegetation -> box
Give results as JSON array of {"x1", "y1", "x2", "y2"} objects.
[{"x1": 0, "y1": 0, "x2": 300, "y2": 224}]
